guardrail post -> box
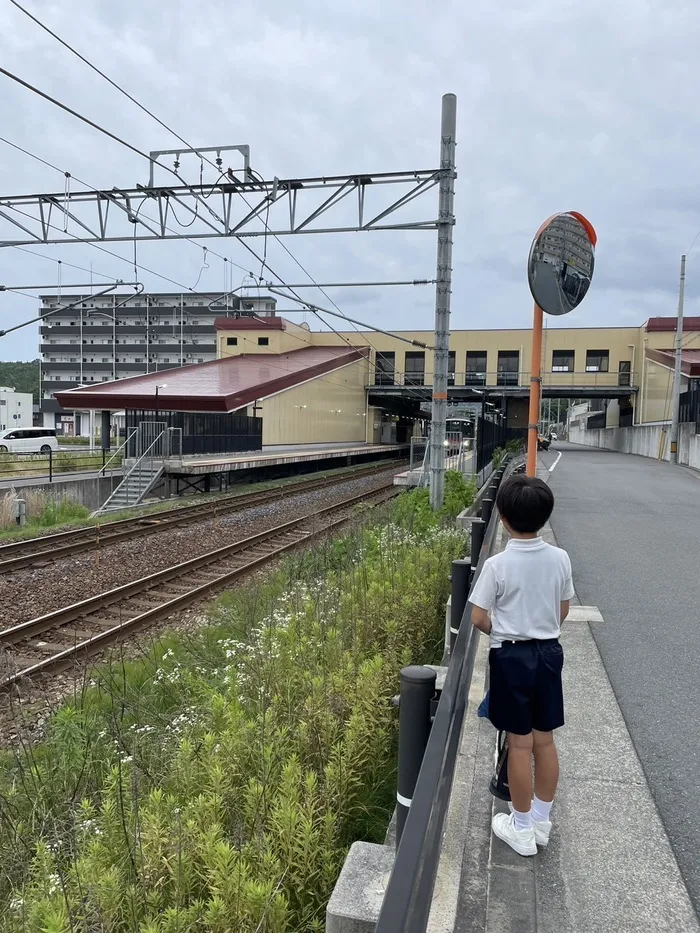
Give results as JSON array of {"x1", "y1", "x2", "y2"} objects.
[
  {"x1": 49, "y1": 449, "x2": 53, "y2": 484},
  {"x1": 450, "y1": 559, "x2": 471, "y2": 654},
  {"x1": 481, "y1": 497, "x2": 493, "y2": 526},
  {"x1": 470, "y1": 518, "x2": 485, "y2": 566},
  {"x1": 396, "y1": 665, "x2": 436, "y2": 848}
]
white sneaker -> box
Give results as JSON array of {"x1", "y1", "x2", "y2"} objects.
[
  {"x1": 491, "y1": 812, "x2": 537, "y2": 856},
  {"x1": 507, "y1": 802, "x2": 551, "y2": 847}
]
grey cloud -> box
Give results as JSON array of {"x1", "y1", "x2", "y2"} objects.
[{"x1": 1, "y1": 0, "x2": 700, "y2": 361}]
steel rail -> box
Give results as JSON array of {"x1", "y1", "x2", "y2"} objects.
[
  {"x1": 0, "y1": 460, "x2": 405, "y2": 572},
  {"x1": 0, "y1": 483, "x2": 398, "y2": 687}
]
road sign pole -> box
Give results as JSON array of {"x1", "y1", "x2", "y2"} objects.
[
  {"x1": 526, "y1": 303, "x2": 543, "y2": 477},
  {"x1": 670, "y1": 253, "x2": 686, "y2": 465}
]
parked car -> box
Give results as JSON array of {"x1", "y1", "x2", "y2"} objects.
[{"x1": 0, "y1": 427, "x2": 59, "y2": 454}]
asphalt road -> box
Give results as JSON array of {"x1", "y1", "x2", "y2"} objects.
[{"x1": 540, "y1": 441, "x2": 700, "y2": 915}]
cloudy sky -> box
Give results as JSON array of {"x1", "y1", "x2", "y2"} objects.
[{"x1": 1, "y1": 0, "x2": 699, "y2": 361}]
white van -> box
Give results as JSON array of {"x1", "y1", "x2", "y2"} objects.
[{"x1": 0, "y1": 427, "x2": 59, "y2": 454}]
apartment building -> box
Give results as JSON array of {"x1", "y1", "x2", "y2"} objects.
[
  {"x1": 39, "y1": 291, "x2": 276, "y2": 433},
  {"x1": 0, "y1": 386, "x2": 33, "y2": 431}
]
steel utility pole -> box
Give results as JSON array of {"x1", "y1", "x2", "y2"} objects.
[
  {"x1": 430, "y1": 93, "x2": 457, "y2": 510},
  {"x1": 670, "y1": 253, "x2": 686, "y2": 464}
]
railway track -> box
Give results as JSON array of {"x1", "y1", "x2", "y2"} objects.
[
  {"x1": 0, "y1": 460, "x2": 404, "y2": 573},
  {"x1": 0, "y1": 482, "x2": 398, "y2": 688}
]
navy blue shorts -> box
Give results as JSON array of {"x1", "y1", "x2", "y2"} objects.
[{"x1": 488, "y1": 638, "x2": 564, "y2": 735}]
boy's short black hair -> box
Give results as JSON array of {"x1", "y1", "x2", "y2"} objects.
[{"x1": 495, "y1": 474, "x2": 554, "y2": 533}]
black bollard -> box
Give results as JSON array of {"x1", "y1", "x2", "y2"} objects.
[
  {"x1": 396, "y1": 665, "x2": 436, "y2": 847},
  {"x1": 450, "y1": 559, "x2": 471, "y2": 654},
  {"x1": 481, "y1": 497, "x2": 493, "y2": 526},
  {"x1": 470, "y1": 518, "x2": 485, "y2": 567}
]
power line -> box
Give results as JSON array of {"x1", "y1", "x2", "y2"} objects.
[
  {"x1": 3, "y1": 11, "x2": 414, "y2": 352},
  {"x1": 2, "y1": 18, "x2": 427, "y2": 385},
  {"x1": 0, "y1": 133, "x2": 254, "y2": 282},
  {"x1": 0, "y1": 138, "x2": 258, "y2": 300}
]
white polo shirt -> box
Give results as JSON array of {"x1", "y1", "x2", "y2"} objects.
[{"x1": 469, "y1": 536, "x2": 574, "y2": 647}]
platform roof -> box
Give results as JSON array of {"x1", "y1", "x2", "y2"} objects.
[
  {"x1": 646, "y1": 347, "x2": 700, "y2": 376},
  {"x1": 646, "y1": 316, "x2": 700, "y2": 333},
  {"x1": 55, "y1": 346, "x2": 369, "y2": 413}
]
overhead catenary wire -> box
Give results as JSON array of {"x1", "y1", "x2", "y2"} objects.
[
  {"x1": 2, "y1": 11, "x2": 432, "y2": 405},
  {"x1": 0, "y1": 282, "x2": 140, "y2": 338},
  {"x1": 2, "y1": 9, "x2": 422, "y2": 354}
]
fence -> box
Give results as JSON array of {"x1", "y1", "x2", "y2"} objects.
[
  {"x1": 124, "y1": 410, "x2": 263, "y2": 457},
  {"x1": 375, "y1": 456, "x2": 521, "y2": 932},
  {"x1": 679, "y1": 387, "x2": 700, "y2": 425},
  {"x1": 0, "y1": 448, "x2": 121, "y2": 484},
  {"x1": 409, "y1": 433, "x2": 471, "y2": 486},
  {"x1": 475, "y1": 418, "x2": 526, "y2": 473}
]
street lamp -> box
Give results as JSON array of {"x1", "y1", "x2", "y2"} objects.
[{"x1": 154, "y1": 383, "x2": 167, "y2": 423}]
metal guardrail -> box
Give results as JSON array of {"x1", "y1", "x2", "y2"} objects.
[
  {"x1": 375, "y1": 455, "x2": 523, "y2": 933},
  {"x1": 0, "y1": 448, "x2": 122, "y2": 484}
]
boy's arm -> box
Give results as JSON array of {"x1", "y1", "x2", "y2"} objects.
[
  {"x1": 471, "y1": 605, "x2": 492, "y2": 635},
  {"x1": 469, "y1": 562, "x2": 497, "y2": 635},
  {"x1": 561, "y1": 553, "x2": 574, "y2": 623}
]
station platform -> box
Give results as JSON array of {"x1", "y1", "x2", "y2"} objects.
[{"x1": 159, "y1": 442, "x2": 410, "y2": 495}]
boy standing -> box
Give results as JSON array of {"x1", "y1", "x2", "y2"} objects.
[{"x1": 470, "y1": 474, "x2": 574, "y2": 856}]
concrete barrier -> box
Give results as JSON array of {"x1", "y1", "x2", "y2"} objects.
[
  {"x1": 569, "y1": 421, "x2": 700, "y2": 469},
  {"x1": 0, "y1": 475, "x2": 121, "y2": 512}
]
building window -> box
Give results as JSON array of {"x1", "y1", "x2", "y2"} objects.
[
  {"x1": 266, "y1": 302, "x2": 274, "y2": 310},
  {"x1": 586, "y1": 350, "x2": 609, "y2": 372},
  {"x1": 405, "y1": 351, "x2": 425, "y2": 386},
  {"x1": 448, "y1": 350, "x2": 456, "y2": 386},
  {"x1": 497, "y1": 350, "x2": 519, "y2": 386},
  {"x1": 227, "y1": 337, "x2": 238, "y2": 346},
  {"x1": 374, "y1": 352, "x2": 395, "y2": 385},
  {"x1": 258, "y1": 337, "x2": 269, "y2": 346},
  {"x1": 618, "y1": 360, "x2": 631, "y2": 387},
  {"x1": 552, "y1": 349, "x2": 574, "y2": 372},
  {"x1": 466, "y1": 351, "x2": 487, "y2": 386}
]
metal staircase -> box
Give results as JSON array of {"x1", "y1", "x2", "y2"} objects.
[{"x1": 93, "y1": 422, "x2": 177, "y2": 516}]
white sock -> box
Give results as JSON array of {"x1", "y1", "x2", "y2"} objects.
[
  {"x1": 531, "y1": 796, "x2": 553, "y2": 823},
  {"x1": 512, "y1": 807, "x2": 532, "y2": 832}
]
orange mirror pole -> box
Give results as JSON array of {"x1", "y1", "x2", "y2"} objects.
[{"x1": 526, "y1": 302, "x2": 543, "y2": 477}]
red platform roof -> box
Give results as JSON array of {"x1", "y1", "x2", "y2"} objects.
[
  {"x1": 55, "y1": 346, "x2": 369, "y2": 413},
  {"x1": 646, "y1": 316, "x2": 700, "y2": 332},
  {"x1": 645, "y1": 347, "x2": 700, "y2": 376}
]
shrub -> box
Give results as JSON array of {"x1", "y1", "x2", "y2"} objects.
[{"x1": 0, "y1": 501, "x2": 466, "y2": 932}]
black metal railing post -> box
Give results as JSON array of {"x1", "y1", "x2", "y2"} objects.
[
  {"x1": 396, "y1": 665, "x2": 436, "y2": 848},
  {"x1": 470, "y1": 518, "x2": 485, "y2": 567},
  {"x1": 481, "y1": 497, "x2": 493, "y2": 526},
  {"x1": 49, "y1": 449, "x2": 53, "y2": 484},
  {"x1": 450, "y1": 560, "x2": 471, "y2": 654}
]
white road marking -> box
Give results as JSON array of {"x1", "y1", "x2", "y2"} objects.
[{"x1": 549, "y1": 451, "x2": 563, "y2": 473}]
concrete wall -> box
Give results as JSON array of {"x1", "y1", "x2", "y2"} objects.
[
  {"x1": 569, "y1": 420, "x2": 700, "y2": 469},
  {"x1": 259, "y1": 357, "x2": 370, "y2": 445},
  {"x1": 0, "y1": 475, "x2": 122, "y2": 512}
]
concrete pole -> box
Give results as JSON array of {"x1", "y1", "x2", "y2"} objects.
[
  {"x1": 670, "y1": 254, "x2": 686, "y2": 464},
  {"x1": 429, "y1": 93, "x2": 457, "y2": 509}
]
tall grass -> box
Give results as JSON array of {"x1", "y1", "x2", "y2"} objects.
[
  {"x1": 0, "y1": 490, "x2": 90, "y2": 535},
  {"x1": 0, "y1": 493, "x2": 466, "y2": 932}
]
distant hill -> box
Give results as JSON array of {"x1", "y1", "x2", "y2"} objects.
[{"x1": 0, "y1": 360, "x2": 40, "y2": 404}]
